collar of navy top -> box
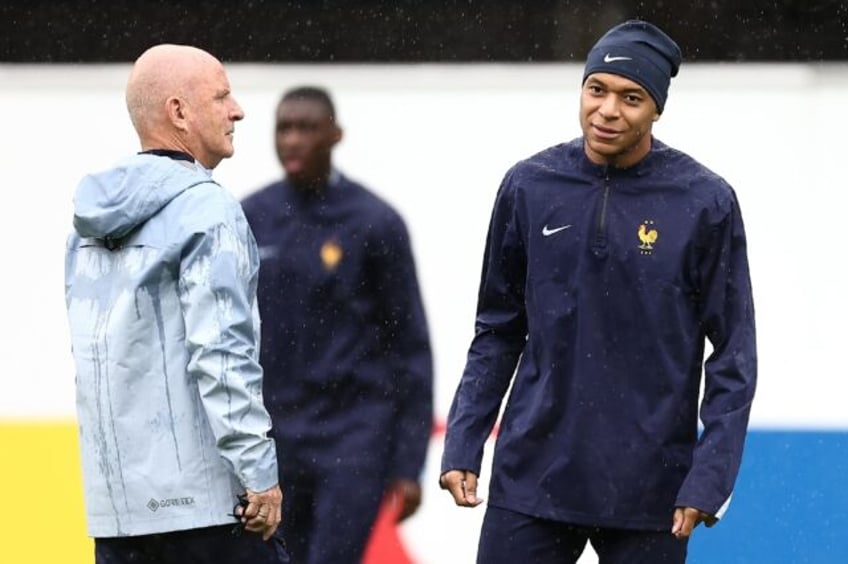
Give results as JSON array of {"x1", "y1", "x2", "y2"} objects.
[
  {"x1": 578, "y1": 137, "x2": 658, "y2": 177},
  {"x1": 139, "y1": 149, "x2": 195, "y2": 162},
  {"x1": 284, "y1": 168, "x2": 342, "y2": 190},
  {"x1": 140, "y1": 149, "x2": 213, "y2": 177}
]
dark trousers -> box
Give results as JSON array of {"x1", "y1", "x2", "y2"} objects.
[
  {"x1": 477, "y1": 505, "x2": 689, "y2": 564},
  {"x1": 280, "y1": 465, "x2": 385, "y2": 564},
  {"x1": 95, "y1": 524, "x2": 290, "y2": 564}
]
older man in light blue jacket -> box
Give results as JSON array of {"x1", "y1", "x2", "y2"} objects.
[{"x1": 65, "y1": 44, "x2": 288, "y2": 563}]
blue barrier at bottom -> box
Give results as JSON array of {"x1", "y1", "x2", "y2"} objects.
[{"x1": 689, "y1": 430, "x2": 848, "y2": 563}]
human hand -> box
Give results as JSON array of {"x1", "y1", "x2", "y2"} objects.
[
  {"x1": 388, "y1": 479, "x2": 422, "y2": 522},
  {"x1": 439, "y1": 469, "x2": 483, "y2": 507},
  {"x1": 238, "y1": 485, "x2": 283, "y2": 541},
  {"x1": 671, "y1": 506, "x2": 717, "y2": 539}
]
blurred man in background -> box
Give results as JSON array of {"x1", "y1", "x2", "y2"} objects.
[
  {"x1": 440, "y1": 20, "x2": 757, "y2": 564},
  {"x1": 241, "y1": 86, "x2": 433, "y2": 564},
  {"x1": 65, "y1": 44, "x2": 287, "y2": 563}
]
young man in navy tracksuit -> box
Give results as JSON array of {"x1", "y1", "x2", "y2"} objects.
[
  {"x1": 241, "y1": 87, "x2": 433, "y2": 564},
  {"x1": 440, "y1": 20, "x2": 757, "y2": 563}
]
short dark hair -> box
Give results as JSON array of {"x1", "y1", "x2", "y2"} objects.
[{"x1": 279, "y1": 86, "x2": 336, "y2": 121}]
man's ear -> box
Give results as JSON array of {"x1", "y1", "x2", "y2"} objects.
[
  {"x1": 332, "y1": 125, "x2": 343, "y2": 146},
  {"x1": 166, "y1": 96, "x2": 188, "y2": 132},
  {"x1": 653, "y1": 113, "x2": 661, "y2": 122}
]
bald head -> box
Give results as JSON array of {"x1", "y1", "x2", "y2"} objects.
[
  {"x1": 126, "y1": 44, "x2": 217, "y2": 137},
  {"x1": 124, "y1": 44, "x2": 244, "y2": 168}
]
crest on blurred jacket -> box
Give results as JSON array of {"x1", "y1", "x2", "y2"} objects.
[{"x1": 321, "y1": 240, "x2": 343, "y2": 270}]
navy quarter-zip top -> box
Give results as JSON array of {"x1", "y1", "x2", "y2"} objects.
[
  {"x1": 442, "y1": 137, "x2": 756, "y2": 530},
  {"x1": 242, "y1": 173, "x2": 433, "y2": 482}
]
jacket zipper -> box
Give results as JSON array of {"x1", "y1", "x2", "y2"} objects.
[{"x1": 592, "y1": 171, "x2": 611, "y2": 257}]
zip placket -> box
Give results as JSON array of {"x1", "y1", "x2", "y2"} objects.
[{"x1": 592, "y1": 169, "x2": 611, "y2": 257}]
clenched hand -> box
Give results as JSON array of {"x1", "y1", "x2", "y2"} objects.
[
  {"x1": 238, "y1": 485, "x2": 284, "y2": 541},
  {"x1": 671, "y1": 506, "x2": 717, "y2": 539},
  {"x1": 388, "y1": 479, "x2": 423, "y2": 522},
  {"x1": 439, "y1": 469, "x2": 484, "y2": 508}
]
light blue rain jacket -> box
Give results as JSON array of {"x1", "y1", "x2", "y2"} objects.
[{"x1": 65, "y1": 154, "x2": 278, "y2": 537}]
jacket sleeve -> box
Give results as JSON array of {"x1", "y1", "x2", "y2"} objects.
[
  {"x1": 372, "y1": 211, "x2": 435, "y2": 481},
  {"x1": 675, "y1": 187, "x2": 757, "y2": 518},
  {"x1": 179, "y1": 217, "x2": 279, "y2": 492},
  {"x1": 441, "y1": 171, "x2": 528, "y2": 477}
]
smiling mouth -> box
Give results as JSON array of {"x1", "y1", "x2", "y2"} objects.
[{"x1": 592, "y1": 124, "x2": 621, "y2": 139}]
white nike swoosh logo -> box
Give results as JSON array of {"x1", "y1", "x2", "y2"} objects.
[
  {"x1": 542, "y1": 224, "x2": 573, "y2": 236},
  {"x1": 604, "y1": 54, "x2": 632, "y2": 63}
]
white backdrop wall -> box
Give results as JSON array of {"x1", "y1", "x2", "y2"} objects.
[{"x1": 1, "y1": 63, "x2": 846, "y2": 562}]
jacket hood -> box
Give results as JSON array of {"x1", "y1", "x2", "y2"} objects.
[{"x1": 73, "y1": 154, "x2": 213, "y2": 239}]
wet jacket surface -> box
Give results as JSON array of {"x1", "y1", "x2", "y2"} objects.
[
  {"x1": 241, "y1": 173, "x2": 433, "y2": 481},
  {"x1": 65, "y1": 153, "x2": 278, "y2": 537},
  {"x1": 441, "y1": 138, "x2": 757, "y2": 530}
]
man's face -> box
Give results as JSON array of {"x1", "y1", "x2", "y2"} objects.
[
  {"x1": 579, "y1": 72, "x2": 658, "y2": 168},
  {"x1": 275, "y1": 98, "x2": 340, "y2": 186},
  {"x1": 184, "y1": 62, "x2": 244, "y2": 169}
]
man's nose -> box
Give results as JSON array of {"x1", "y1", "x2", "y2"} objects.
[
  {"x1": 280, "y1": 128, "x2": 304, "y2": 146},
  {"x1": 231, "y1": 99, "x2": 245, "y2": 121},
  {"x1": 598, "y1": 94, "x2": 620, "y2": 118}
]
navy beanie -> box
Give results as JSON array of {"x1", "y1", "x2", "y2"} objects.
[{"x1": 582, "y1": 20, "x2": 682, "y2": 113}]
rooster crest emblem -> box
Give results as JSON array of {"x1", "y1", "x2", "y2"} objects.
[
  {"x1": 320, "y1": 240, "x2": 343, "y2": 271},
  {"x1": 637, "y1": 220, "x2": 658, "y2": 254}
]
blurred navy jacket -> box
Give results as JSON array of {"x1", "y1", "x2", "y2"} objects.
[
  {"x1": 441, "y1": 138, "x2": 756, "y2": 530},
  {"x1": 242, "y1": 173, "x2": 433, "y2": 481}
]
